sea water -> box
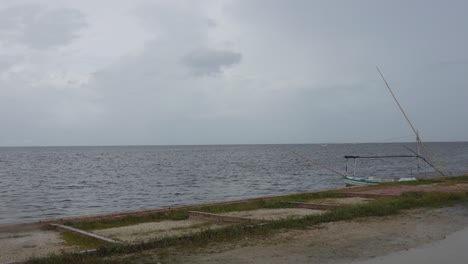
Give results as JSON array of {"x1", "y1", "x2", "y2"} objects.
[{"x1": 1, "y1": 142, "x2": 467, "y2": 224}]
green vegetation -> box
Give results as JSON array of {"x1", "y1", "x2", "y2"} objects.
[
  {"x1": 67, "y1": 210, "x2": 188, "y2": 231},
  {"x1": 60, "y1": 231, "x2": 108, "y2": 250},
  {"x1": 28, "y1": 190, "x2": 468, "y2": 264},
  {"x1": 443, "y1": 174, "x2": 468, "y2": 182}
]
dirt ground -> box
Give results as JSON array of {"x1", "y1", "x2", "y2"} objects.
[
  {"x1": 94, "y1": 219, "x2": 229, "y2": 243},
  {"x1": 353, "y1": 226, "x2": 468, "y2": 264},
  {"x1": 159, "y1": 204, "x2": 468, "y2": 264},
  {"x1": 0, "y1": 229, "x2": 75, "y2": 264}
]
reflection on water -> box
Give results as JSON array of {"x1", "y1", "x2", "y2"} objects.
[{"x1": 1, "y1": 143, "x2": 467, "y2": 224}]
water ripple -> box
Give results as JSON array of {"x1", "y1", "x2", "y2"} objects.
[{"x1": 0, "y1": 143, "x2": 467, "y2": 224}]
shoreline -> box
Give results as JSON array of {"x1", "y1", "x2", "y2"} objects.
[
  {"x1": 0, "y1": 185, "x2": 364, "y2": 232},
  {"x1": 2, "y1": 177, "x2": 468, "y2": 263}
]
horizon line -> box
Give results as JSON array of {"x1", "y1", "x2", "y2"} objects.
[{"x1": 1, "y1": 140, "x2": 467, "y2": 148}]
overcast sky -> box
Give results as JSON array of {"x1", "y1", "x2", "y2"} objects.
[{"x1": 0, "y1": 0, "x2": 467, "y2": 146}]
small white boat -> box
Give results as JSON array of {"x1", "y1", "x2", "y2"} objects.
[
  {"x1": 343, "y1": 176, "x2": 385, "y2": 186},
  {"x1": 342, "y1": 155, "x2": 418, "y2": 186},
  {"x1": 343, "y1": 175, "x2": 416, "y2": 187}
]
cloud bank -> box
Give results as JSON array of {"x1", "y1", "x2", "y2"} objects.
[{"x1": 0, "y1": 0, "x2": 467, "y2": 146}]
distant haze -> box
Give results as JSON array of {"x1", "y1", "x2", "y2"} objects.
[{"x1": 1, "y1": 0, "x2": 467, "y2": 146}]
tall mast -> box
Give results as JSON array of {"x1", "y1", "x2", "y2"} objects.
[
  {"x1": 416, "y1": 130, "x2": 420, "y2": 176},
  {"x1": 376, "y1": 67, "x2": 443, "y2": 177}
]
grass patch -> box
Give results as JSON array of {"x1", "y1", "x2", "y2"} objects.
[
  {"x1": 67, "y1": 210, "x2": 189, "y2": 231},
  {"x1": 28, "y1": 191, "x2": 468, "y2": 264},
  {"x1": 443, "y1": 174, "x2": 468, "y2": 182},
  {"x1": 273, "y1": 191, "x2": 346, "y2": 202},
  {"x1": 60, "y1": 231, "x2": 109, "y2": 250}
]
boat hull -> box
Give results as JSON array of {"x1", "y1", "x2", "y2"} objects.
[
  {"x1": 343, "y1": 176, "x2": 416, "y2": 187},
  {"x1": 343, "y1": 176, "x2": 385, "y2": 187}
]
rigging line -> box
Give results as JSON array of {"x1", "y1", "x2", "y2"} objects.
[
  {"x1": 376, "y1": 66, "x2": 418, "y2": 136},
  {"x1": 403, "y1": 146, "x2": 445, "y2": 176},
  {"x1": 376, "y1": 66, "x2": 443, "y2": 176},
  {"x1": 291, "y1": 151, "x2": 346, "y2": 177}
]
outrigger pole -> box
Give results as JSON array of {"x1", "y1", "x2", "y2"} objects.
[
  {"x1": 376, "y1": 66, "x2": 444, "y2": 177},
  {"x1": 344, "y1": 155, "x2": 416, "y2": 159}
]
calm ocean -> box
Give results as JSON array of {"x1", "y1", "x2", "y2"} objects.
[{"x1": 1, "y1": 142, "x2": 467, "y2": 224}]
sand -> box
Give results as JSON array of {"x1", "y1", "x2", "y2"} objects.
[{"x1": 0, "y1": 229, "x2": 74, "y2": 263}]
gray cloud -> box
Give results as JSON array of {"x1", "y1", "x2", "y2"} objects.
[
  {"x1": 0, "y1": 4, "x2": 86, "y2": 49},
  {"x1": 181, "y1": 49, "x2": 242, "y2": 76},
  {"x1": 0, "y1": 0, "x2": 467, "y2": 146},
  {"x1": 0, "y1": 55, "x2": 19, "y2": 73}
]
